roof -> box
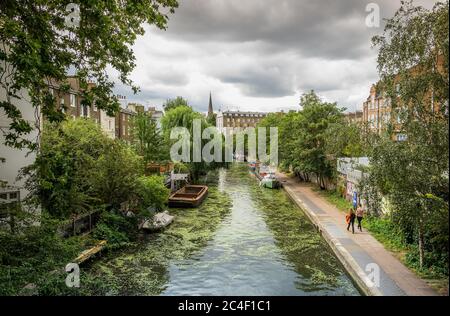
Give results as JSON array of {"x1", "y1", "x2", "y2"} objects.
[
  {"x1": 220, "y1": 110, "x2": 268, "y2": 116},
  {"x1": 120, "y1": 108, "x2": 136, "y2": 115}
]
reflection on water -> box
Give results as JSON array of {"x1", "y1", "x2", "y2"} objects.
[{"x1": 88, "y1": 164, "x2": 360, "y2": 296}]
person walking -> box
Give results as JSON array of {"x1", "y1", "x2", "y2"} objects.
[
  {"x1": 356, "y1": 204, "x2": 364, "y2": 232},
  {"x1": 346, "y1": 208, "x2": 356, "y2": 234}
]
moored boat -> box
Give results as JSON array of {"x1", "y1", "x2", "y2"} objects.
[
  {"x1": 168, "y1": 185, "x2": 208, "y2": 208},
  {"x1": 141, "y1": 211, "x2": 174, "y2": 232},
  {"x1": 259, "y1": 173, "x2": 282, "y2": 189}
]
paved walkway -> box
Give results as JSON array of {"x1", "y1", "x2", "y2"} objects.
[{"x1": 277, "y1": 173, "x2": 438, "y2": 296}]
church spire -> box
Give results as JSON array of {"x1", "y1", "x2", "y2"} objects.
[{"x1": 208, "y1": 92, "x2": 213, "y2": 117}]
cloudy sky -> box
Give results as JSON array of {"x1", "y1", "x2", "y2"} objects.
[{"x1": 113, "y1": 0, "x2": 437, "y2": 113}]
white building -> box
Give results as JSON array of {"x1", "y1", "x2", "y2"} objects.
[
  {"x1": 148, "y1": 106, "x2": 164, "y2": 130},
  {"x1": 1, "y1": 84, "x2": 41, "y2": 204},
  {"x1": 99, "y1": 110, "x2": 116, "y2": 139}
]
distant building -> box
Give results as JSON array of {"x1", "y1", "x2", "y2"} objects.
[
  {"x1": 207, "y1": 92, "x2": 214, "y2": 119},
  {"x1": 344, "y1": 111, "x2": 363, "y2": 124},
  {"x1": 99, "y1": 110, "x2": 116, "y2": 139},
  {"x1": 127, "y1": 102, "x2": 145, "y2": 113},
  {"x1": 216, "y1": 110, "x2": 267, "y2": 134},
  {"x1": 47, "y1": 77, "x2": 119, "y2": 139},
  {"x1": 117, "y1": 95, "x2": 128, "y2": 109},
  {"x1": 115, "y1": 107, "x2": 135, "y2": 143},
  {"x1": 147, "y1": 106, "x2": 164, "y2": 130},
  {"x1": 362, "y1": 54, "x2": 446, "y2": 141},
  {"x1": 362, "y1": 84, "x2": 392, "y2": 135}
]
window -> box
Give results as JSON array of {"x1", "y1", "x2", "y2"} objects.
[
  {"x1": 396, "y1": 134, "x2": 408, "y2": 142},
  {"x1": 93, "y1": 100, "x2": 97, "y2": 112},
  {"x1": 81, "y1": 104, "x2": 90, "y2": 118},
  {"x1": 70, "y1": 94, "x2": 76, "y2": 107},
  {"x1": 60, "y1": 98, "x2": 65, "y2": 113},
  {"x1": 0, "y1": 193, "x2": 7, "y2": 200},
  {"x1": 386, "y1": 98, "x2": 391, "y2": 107},
  {"x1": 9, "y1": 192, "x2": 18, "y2": 200}
]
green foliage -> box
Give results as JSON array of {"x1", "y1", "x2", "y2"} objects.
[
  {"x1": 130, "y1": 112, "x2": 168, "y2": 163},
  {"x1": 258, "y1": 91, "x2": 359, "y2": 188},
  {"x1": 135, "y1": 176, "x2": 169, "y2": 212},
  {"x1": 162, "y1": 105, "x2": 221, "y2": 180},
  {"x1": 24, "y1": 119, "x2": 110, "y2": 218},
  {"x1": 296, "y1": 91, "x2": 344, "y2": 188},
  {"x1": 364, "y1": 215, "x2": 448, "y2": 278},
  {"x1": 315, "y1": 188, "x2": 353, "y2": 213},
  {"x1": 93, "y1": 141, "x2": 144, "y2": 211},
  {"x1": 0, "y1": 0, "x2": 179, "y2": 150},
  {"x1": 364, "y1": 0, "x2": 449, "y2": 269},
  {"x1": 324, "y1": 121, "x2": 367, "y2": 159},
  {"x1": 162, "y1": 96, "x2": 190, "y2": 112},
  {"x1": 206, "y1": 113, "x2": 217, "y2": 126},
  {"x1": 93, "y1": 212, "x2": 138, "y2": 248},
  {"x1": 0, "y1": 216, "x2": 83, "y2": 295}
]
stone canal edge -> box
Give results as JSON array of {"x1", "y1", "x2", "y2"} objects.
[{"x1": 277, "y1": 172, "x2": 438, "y2": 296}]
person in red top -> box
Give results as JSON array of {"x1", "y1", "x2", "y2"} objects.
[{"x1": 346, "y1": 208, "x2": 356, "y2": 234}]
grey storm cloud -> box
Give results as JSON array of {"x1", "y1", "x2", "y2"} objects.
[
  {"x1": 116, "y1": 0, "x2": 438, "y2": 112},
  {"x1": 163, "y1": 0, "x2": 402, "y2": 59}
]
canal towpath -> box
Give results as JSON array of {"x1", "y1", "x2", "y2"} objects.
[{"x1": 277, "y1": 172, "x2": 438, "y2": 296}]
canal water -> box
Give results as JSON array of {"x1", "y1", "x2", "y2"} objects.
[{"x1": 88, "y1": 164, "x2": 360, "y2": 296}]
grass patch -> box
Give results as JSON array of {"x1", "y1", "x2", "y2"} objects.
[{"x1": 312, "y1": 187, "x2": 352, "y2": 213}]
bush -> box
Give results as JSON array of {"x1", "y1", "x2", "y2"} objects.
[
  {"x1": 365, "y1": 215, "x2": 448, "y2": 278},
  {"x1": 93, "y1": 141, "x2": 143, "y2": 211},
  {"x1": 25, "y1": 119, "x2": 146, "y2": 215},
  {"x1": 92, "y1": 212, "x2": 138, "y2": 248},
  {"x1": 135, "y1": 176, "x2": 169, "y2": 212},
  {"x1": 0, "y1": 217, "x2": 82, "y2": 295},
  {"x1": 25, "y1": 119, "x2": 110, "y2": 218}
]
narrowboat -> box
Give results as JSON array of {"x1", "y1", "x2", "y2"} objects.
[
  {"x1": 168, "y1": 185, "x2": 209, "y2": 208},
  {"x1": 260, "y1": 173, "x2": 282, "y2": 189}
]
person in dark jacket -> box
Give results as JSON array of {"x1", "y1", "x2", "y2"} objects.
[{"x1": 346, "y1": 208, "x2": 356, "y2": 234}]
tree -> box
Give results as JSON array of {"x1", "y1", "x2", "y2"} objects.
[
  {"x1": 130, "y1": 112, "x2": 168, "y2": 163},
  {"x1": 161, "y1": 105, "x2": 216, "y2": 180},
  {"x1": 296, "y1": 91, "x2": 344, "y2": 189},
  {"x1": 206, "y1": 113, "x2": 217, "y2": 126},
  {"x1": 163, "y1": 96, "x2": 190, "y2": 112},
  {"x1": 135, "y1": 175, "x2": 169, "y2": 212},
  {"x1": 24, "y1": 118, "x2": 149, "y2": 218},
  {"x1": 24, "y1": 119, "x2": 111, "y2": 218},
  {"x1": 93, "y1": 141, "x2": 144, "y2": 211},
  {"x1": 0, "y1": 0, "x2": 178, "y2": 150},
  {"x1": 324, "y1": 121, "x2": 367, "y2": 159},
  {"x1": 367, "y1": 0, "x2": 449, "y2": 269}
]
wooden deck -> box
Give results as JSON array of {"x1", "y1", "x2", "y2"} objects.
[{"x1": 74, "y1": 240, "x2": 107, "y2": 264}]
